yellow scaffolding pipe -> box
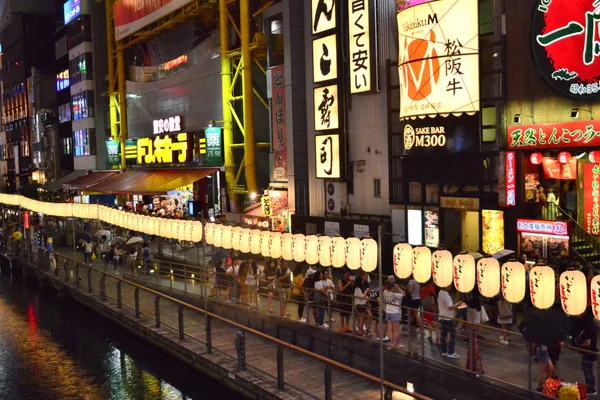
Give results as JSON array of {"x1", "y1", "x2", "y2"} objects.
[
  {"x1": 116, "y1": 48, "x2": 128, "y2": 170},
  {"x1": 220, "y1": 0, "x2": 236, "y2": 199},
  {"x1": 240, "y1": 0, "x2": 258, "y2": 194}
]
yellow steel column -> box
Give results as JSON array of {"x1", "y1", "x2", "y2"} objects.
[
  {"x1": 240, "y1": 0, "x2": 258, "y2": 194},
  {"x1": 219, "y1": 0, "x2": 236, "y2": 195},
  {"x1": 116, "y1": 47, "x2": 128, "y2": 170},
  {"x1": 105, "y1": 0, "x2": 119, "y2": 146}
]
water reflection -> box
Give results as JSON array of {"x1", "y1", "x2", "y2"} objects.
[{"x1": 0, "y1": 276, "x2": 241, "y2": 400}]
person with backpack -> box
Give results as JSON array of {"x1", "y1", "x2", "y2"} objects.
[{"x1": 421, "y1": 280, "x2": 439, "y2": 345}]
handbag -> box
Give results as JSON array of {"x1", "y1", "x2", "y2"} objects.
[
  {"x1": 480, "y1": 306, "x2": 489, "y2": 324},
  {"x1": 497, "y1": 300, "x2": 513, "y2": 319}
]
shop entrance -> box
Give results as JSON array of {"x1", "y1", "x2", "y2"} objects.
[{"x1": 443, "y1": 209, "x2": 480, "y2": 253}]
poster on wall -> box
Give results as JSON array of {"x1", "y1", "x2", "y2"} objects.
[
  {"x1": 114, "y1": 0, "x2": 194, "y2": 41},
  {"x1": 397, "y1": 0, "x2": 479, "y2": 120},
  {"x1": 584, "y1": 164, "x2": 600, "y2": 235},
  {"x1": 482, "y1": 210, "x2": 504, "y2": 255},
  {"x1": 531, "y1": 0, "x2": 600, "y2": 100},
  {"x1": 525, "y1": 173, "x2": 540, "y2": 202},
  {"x1": 424, "y1": 210, "x2": 439, "y2": 248},
  {"x1": 270, "y1": 65, "x2": 288, "y2": 182}
]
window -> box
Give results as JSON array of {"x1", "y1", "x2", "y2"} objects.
[
  {"x1": 72, "y1": 91, "x2": 94, "y2": 120},
  {"x1": 68, "y1": 15, "x2": 92, "y2": 48},
  {"x1": 61, "y1": 137, "x2": 72, "y2": 155},
  {"x1": 56, "y1": 69, "x2": 70, "y2": 91},
  {"x1": 55, "y1": 36, "x2": 68, "y2": 59},
  {"x1": 74, "y1": 129, "x2": 95, "y2": 156},
  {"x1": 373, "y1": 179, "x2": 381, "y2": 198},
  {"x1": 59, "y1": 103, "x2": 71, "y2": 123},
  {"x1": 69, "y1": 53, "x2": 94, "y2": 85}
]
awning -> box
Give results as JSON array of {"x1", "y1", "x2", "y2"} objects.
[
  {"x1": 88, "y1": 168, "x2": 219, "y2": 195},
  {"x1": 44, "y1": 170, "x2": 88, "y2": 192},
  {"x1": 64, "y1": 171, "x2": 118, "y2": 190}
]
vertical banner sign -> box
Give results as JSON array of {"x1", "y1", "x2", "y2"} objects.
[
  {"x1": 271, "y1": 65, "x2": 288, "y2": 182},
  {"x1": 312, "y1": 0, "x2": 337, "y2": 34},
  {"x1": 313, "y1": 34, "x2": 338, "y2": 83},
  {"x1": 506, "y1": 152, "x2": 516, "y2": 207},
  {"x1": 348, "y1": 0, "x2": 373, "y2": 93},
  {"x1": 584, "y1": 164, "x2": 600, "y2": 235},
  {"x1": 106, "y1": 141, "x2": 120, "y2": 167},
  {"x1": 204, "y1": 127, "x2": 224, "y2": 165},
  {"x1": 261, "y1": 196, "x2": 273, "y2": 217},
  {"x1": 314, "y1": 85, "x2": 340, "y2": 131},
  {"x1": 23, "y1": 212, "x2": 29, "y2": 229},
  {"x1": 316, "y1": 134, "x2": 341, "y2": 179}
]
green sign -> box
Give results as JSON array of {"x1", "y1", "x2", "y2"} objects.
[
  {"x1": 204, "y1": 127, "x2": 223, "y2": 165},
  {"x1": 106, "y1": 140, "x2": 120, "y2": 167}
]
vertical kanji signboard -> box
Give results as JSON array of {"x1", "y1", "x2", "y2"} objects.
[{"x1": 348, "y1": 0, "x2": 377, "y2": 93}]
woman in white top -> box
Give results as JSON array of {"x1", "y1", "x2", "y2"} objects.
[
  {"x1": 383, "y1": 278, "x2": 405, "y2": 349},
  {"x1": 353, "y1": 273, "x2": 371, "y2": 337},
  {"x1": 245, "y1": 260, "x2": 259, "y2": 309}
]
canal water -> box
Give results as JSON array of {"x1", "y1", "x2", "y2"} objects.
[{"x1": 0, "y1": 274, "x2": 243, "y2": 400}]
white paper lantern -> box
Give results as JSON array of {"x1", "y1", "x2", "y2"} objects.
[
  {"x1": 393, "y1": 243, "x2": 413, "y2": 279},
  {"x1": 477, "y1": 257, "x2": 500, "y2": 298},
  {"x1": 232, "y1": 227, "x2": 242, "y2": 250},
  {"x1": 250, "y1": 229, "x2": 262, "y2": 255},
  {"x1": 282, "y1": 233, "x2": 294, "y2": 261},
  {"x1": 591, "y1": 276, "x2": 600, "y2": 320},
  {"x1": 453, "y1": 253, "x2": 476, "y2": 293},
  {"x1": 331, "y1": 236, "x2": 346, "y2": 268},
  {"x1": 292, "y1": 234, "x2": 306, "y2": 262},
  {"x1": 530, "y1": 266, "x2": 555, "y2": 310},
  {"x1": 222, "y1": 225, "x2": 233, "y2": 249},
  {"x1": 412, "y1": 246, "x2": 432, "y2": 283},
  {"x1": 432, "y1": 249, "x2": 453, "y2": 287},
  {"x1": 360, "y1": 237, "x2": 378, "y2": 273},
  {"x1": 318, "y1": 236, "x2": 332, "y2": 267},
  {"x1": 213, "y1": 224, "x2": 224, "y2": 247},
  {"x1": 269, "y1": 232, "x2": 282, "y2": 259},
  {"x1": 205, "y1": 223, "x2": 215, "y2": 245},
  {"x1": 305, "y1": 235, "x2": 319, "y2": 265},
  {"x1": 345, "y1": 237, "x2": 361, "y2": 271},
  {"x1": 261, "y1": 231, "x2": 271, "y2": 258},
  {"x1": 560, "y1": 270, "x2": 587, "y2": 316},
  {"x1": 501, "y1": 260, "x2": 526, "y2": 303},
  {"x1": 191, "y1": 221, "x2": 203, "y2": 242},
  {"x1": 240, "y1": 229, "x2": 251, "y2": 253}
]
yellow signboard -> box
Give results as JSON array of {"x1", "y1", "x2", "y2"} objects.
[
  {"x1": 137, "y1": 132, "x2": 190, "y2": 165},
  {"x1": 313, "y1": 34, "x2": 338, "y2": 83},
  {"x1": 315, "y1": 134, "x2": 341, "y2": 179},
  {"x1": 348, "y1": 0, "x2": 372, "y2": 93},
  {"x1": 261, "y1": 196, "x2": 273, "y2": 216},
  {"x1": 314, "y1": 84, "x2": 339, "y2": 131}
]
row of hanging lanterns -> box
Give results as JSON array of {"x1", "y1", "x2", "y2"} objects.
[
  {"x1": 203, "y1": 223, "x2": 378, "y2": 271},
  {"x1": 530, "y1": 151, "x2": 573, "y2": 165},
  {"x1": 394, "y1": 243, "x2": 590, "y2": 316}
]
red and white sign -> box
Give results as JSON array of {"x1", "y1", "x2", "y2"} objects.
[
  {"x1": 114, "y1": 0, "x2": 193, "y2": 41},
  {"x1": 505, "y1": 152, "x2": 516, "y2": 207},
  {"x1": 517, "y1": 219, "x2": 569, "y2": 236},
  {"x1": 508, "y1": 120, "x2": 600, "y2": 150},
  {"x1": 584, "y1": 163, "x2": 600, "y2": 235},
  {"x1": 23, "y1": 212, "x2": 29, "y2": 229},
  {"x1": 542, "y1": 157, "x2": 577, "y2": 180}
]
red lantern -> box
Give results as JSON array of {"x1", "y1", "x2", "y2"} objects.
[
  {"x1": 530, "y1": 152, "x2": 543, "y2": 165},
  {"x1": 590, "y1": 151, "x2": 600, "y2": 164},
  {"x1": 558, "y1": 151, "x2": 571, "y2": 164}
]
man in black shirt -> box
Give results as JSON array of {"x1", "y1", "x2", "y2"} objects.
[{"x1": 577, "y1": 309, "x2": 598, "y2": 395}]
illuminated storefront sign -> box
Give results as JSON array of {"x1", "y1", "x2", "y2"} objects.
[
  {"x1": 114, "y1": 0, "x2": 194, "y2": 41},
  {"x1": 204, "y1": 127, "x2": 223, "y2": 165},
  {"x1": 314, "y1": 84, "x2": 339, "y2": 131},
  {"x1": 401, "y1": 114, "x2": 479, "y2": 154},
  {"x1": 506, "y1": 152, "x2": 516, "y2": 206},
  {"x1": 137, "y1": 133, "x2": 191, "y2": 164},
  {"x1": 424, "y1": 210, "x2": 439, "y2": 248},
  {"x1": 517, "y1": 219, "x2": 569, "y2": 236},
  {"x1": 316, "y1": 134, "x2": 340, "y2": 179},
  {"x1": 106, "y1": 140, "x2": 120, "y2": 167},
  {"x1": 584, "y1": 164, "x2": 600, "y2": 235},
  {"x1": 312, "y1": 0, "x2": 336, "y2": 34},
  {"x1": 397, "y1": 0, "x2": 479, "y2": 119},
  {"x1": 348, "y1": 0, "x2": 374, "y2": 93},
  {"x1": 532, "y1": 0, "x2": 600, "y2": 100},
  {"x1": 271, "y1": 65, "x2": 288, "y2": 182},
  {"x1": 56, "y1": 70, "x2": 70, "y2": 91},
  {"x1": 153, "y1": 116, "x2": 182, "y2": 135},
  {"x1": 440, "y1": 196, "x2": 479, "y2": 211},
  {"x1": 261, "y1": 196, "x2": 272, "y2": 217},
  {"x1": 158, "y1": 54, "x2": 188, "y2": 72},
  {"x1": 482, "y1": 210, "x2": 504, "y2": 255},
  {"x1": 508, "y1": 120, "x2": 600, "y2": 149},
  {"x1": 312, "y1": 34, "x2": 338, "y2": 83},
  {"x1": 64, "y1": 0, "x2": 83, "y2": 24}
]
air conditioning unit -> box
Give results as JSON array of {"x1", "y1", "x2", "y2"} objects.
[{"x1": 325, "y1": 181, "x2": 347, "y2": 214}]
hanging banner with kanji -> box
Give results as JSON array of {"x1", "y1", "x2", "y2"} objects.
[
  {"x1": 271, "y1": 65, "x2": 288, "y2": 182},
  {"x1": 508, "y1": 120, "x2": 600, "y2": 149},
  {"x1": 348, "y1": 0, "x2": 376, "y2": 93},
  {"x1": 584, "y1": 163, "x2": 600, "y2": 235}
]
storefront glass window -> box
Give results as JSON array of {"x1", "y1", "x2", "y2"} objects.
[
  {"x1": 74, "y1": 129, "x2": 95, "y2": 157},
  {"x1": 425, "y1": 184, "x2": 439, "y2": 204},
  {"x1": 59, "y1": 103, "x2": 71, "y2": 123},
  {"x1": 69, "y1": 53, "x2": 94, "y2": 85},
  {"x1": 72, "y1": 91, "x2": 95, "y2": 120},
  {"x1": 409, "y1": 182, "x2": 422, "y2": 203},
  {"x1": 68, "y1": 15, "x2": 92, "y2": 48}
]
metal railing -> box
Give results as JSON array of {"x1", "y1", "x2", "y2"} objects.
[{"x1": 20, "y1": 242, "x2": 430, "y2": 400}]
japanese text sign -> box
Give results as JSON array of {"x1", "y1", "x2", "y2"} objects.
[
  {"x1": 106, "y1": 140, "x2": 120, "y2": 167},
  {"x1": 508, "y1": 120, "x2": 600, "y2": 149},
  {"x1": 397, "y1": 0, "x2": 479, "y2": 119},
  {"x1": 261, "y1": 196, "x2": 272, "y2": 217},
  {"x1": 316, "y1": 134, "x2": 341, "y2": 179},
  {"x1": 584, "y1": 163, "x2": 600, "y2": 235},
  {"x1": 348, "y1": 0, "x2": 374, "y2": 93},
  {"x1": 270, "y1": 65, "x2": 288, "y2": 181},
  {"x1": 153, "y1": 116, "x2": 182, "y2": 135},
  {"x1": 506, "y1": 152, "x2": 516, "y2": 206},
  {"x1": 532, "y1": 0, "x2": 600, "y2": 100},
  {"x1": 204, "y1": 127, "x2": 223, "y2": 165},
  {"x1": 137, "y1": 133, "x2": 191, "y2": 165},
  {"x1": 517, "y1": 219, "x2": 569, "y2": 236},
  {"x1": 314, "y1": 84, "x2": 340, "y2": 131},
  {"x1": 312, "y1": 0, "x2": 337, "y2": 34},
  {"x1": 313, "y1": 34, "x2": 338, "y2": 83}
]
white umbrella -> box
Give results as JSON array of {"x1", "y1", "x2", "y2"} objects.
[
  {"x1": 126, "y1": 237, "x2": 144, "y2": 245},
  {"x1": 97, "y1": 230, "x2": 111, "y2": 237},
  {"x1": 492, "y1": 249, "x2": 515, "y2": 260},
  {"x1": 109, "y1": 236, "x2": 126, "y2": 246}
]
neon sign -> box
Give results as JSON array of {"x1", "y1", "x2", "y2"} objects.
[
  {"x1": 517, "y1": 219, "x2": 569, "y2": 236},
  {"x1": 153, "y1": 116, "x2": 182, "y2": 135},
  {"x1": 64, "y1": 0, "x2": 82, "y2": 24}
]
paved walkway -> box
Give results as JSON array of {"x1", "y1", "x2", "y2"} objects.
[{"x1": 50, "y1": 243, "x2": 594, "y2": 395}]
